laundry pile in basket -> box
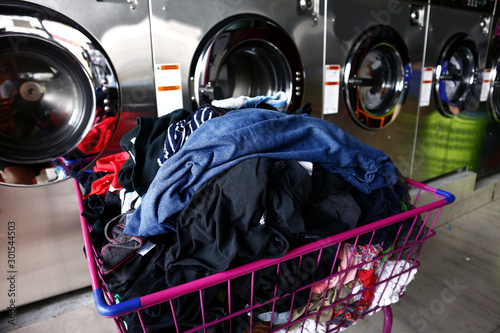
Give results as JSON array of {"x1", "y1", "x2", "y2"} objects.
[{"x1": 75, "y1": 94, "x2": 426, "y2": 332}]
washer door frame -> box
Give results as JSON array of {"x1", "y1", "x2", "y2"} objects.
[
  {"x1": 488, "y1": 37, "x2": 500, "y2": 123},
  {"x1": 343, "y1": 24, "x2": 411, "y2": 130},
  {"x1": 189, "y1": 14, "x2": 304, "y2": 112},
  {"x1": 435, "y1": 33, "x2": 478, "y2": 117}
]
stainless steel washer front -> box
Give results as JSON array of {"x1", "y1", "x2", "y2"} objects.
[
  {"x1": 0, "y1": 0, "x2": 156, "y2": 307},
  {"x1": 324, "y1": 0, "x2": 427, "y2": 178},
  {"x1": 149, "y1": 0, "x2": 324, "y2": 117},
  {"x1": 412, "y1": 0, "x2": 495, "y2": 181}
]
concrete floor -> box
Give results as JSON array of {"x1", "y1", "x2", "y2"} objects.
[{"x1": 1, "y1": 179, "x2": 499, "y2": 333}]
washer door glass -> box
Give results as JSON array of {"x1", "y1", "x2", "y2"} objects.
[
  {"x1": 0, "y1": 5, "x2": 119, "y2": 186},
  {"x1": 0, "y1": 39, "x2": 94, "y2": 159},
  {"x1": 344, "y1": 25, "x2": 411, "y2": 130},
  {"x1": 436, "y1": 34, "x2": 478, "y2": 116},
  {"x1": 191, "y1": 15, "x2": 304, "y2": 112}
]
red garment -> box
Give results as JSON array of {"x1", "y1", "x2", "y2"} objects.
[
  {"x1": 93, "y1": 151, "x2": 129, "y2": 189},
  {"x1": 358, "y1": 268, "x2": 378, "y2": 304},
  {"x1": 82, "y1": 151, "x2": 130, "y2": 198},
  {"x1": 78, "y1": 116, "x2": 117, "y2": 155},
  {"x1": 85, "y1": 173, "x2": 115, "y2": 198}
]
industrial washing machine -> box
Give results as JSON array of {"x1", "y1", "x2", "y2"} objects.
[
  {"x1": 412, "y1": 0, "x2": 496, "y2": 182},
  {"x1": 0, "y1": 0, "x2": 156, "y2": 307},
  {"x1": 148, "y1": 0, "x2": 325, "y2": 117},
  {"x1": 481, "y1": 5, "x2": 500, "y2": 176},
  {"x1": 323, "y1": 0, "x2": 428, "y2": 178}
]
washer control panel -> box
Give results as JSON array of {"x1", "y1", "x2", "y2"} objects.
[{"x1": 431, "y1": 0, "x2": 495, "y2": 13}]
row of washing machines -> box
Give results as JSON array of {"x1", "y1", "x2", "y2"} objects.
[
  {"x1": 1, "y1": 0, "x2": 500, "y2": 307},
  {"x1": 1, "y1": 0, "x2": 500, "y2": 183}
]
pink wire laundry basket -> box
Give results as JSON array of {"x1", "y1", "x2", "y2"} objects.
[{"x1": 74, "y1": 178, "x2": 455, "y2": 333}]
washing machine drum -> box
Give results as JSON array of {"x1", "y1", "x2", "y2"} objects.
[
  {"x1": 435, "y1": 34, "x2": 478, "y2": 116},
  {"x1": 0, "y1": 35, "x2": 96, "y2": 164},
  {"x1": 191, "y1": 15, "x2": 304, "y2": 112},
  {"x1": 344, "y1": 25, "x2": 411, "y2": 130}
]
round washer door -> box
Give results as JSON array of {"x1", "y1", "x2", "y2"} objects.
[
  {"x1": 344, "y1": 25, "x2": 411, "y2": 130},
  {"x1": 190, "y1": 15, "x2": 304, "y2": 112},
  {"x1": 488, "y1": 37, "x2": 500, "y2": 123},
  {"x1": 0, "y1": 4, "x2": 119, "y2": 186},
  {"x1": 435, "y1": 34, "x2": 478, "y2": 116}
]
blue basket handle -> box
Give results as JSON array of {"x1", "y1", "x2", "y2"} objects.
[{"x1": 93, "y1": 289, "x2": 141, "y2": 317}]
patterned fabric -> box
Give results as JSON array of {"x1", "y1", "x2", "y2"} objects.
[
  {"x1": 347, "y1": 243, "x2": 383, "y2": 270},
  {"x1": 330, "y1": 268, "x2": 378, "y2": 327},
  {"x1": 158, "y1": 106, "x2": 218, "y2": 166}
]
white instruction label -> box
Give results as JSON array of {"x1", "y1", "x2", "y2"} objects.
[
  {"x1": 155, "y1": 63, "x2": 183, "y2": 117},
  {"x1": 419, "y1": 67, "x2": 434, "y2": 107},
  {"x1": 137, "y1": 241, "x2": 156, "y2": 256},
  {"x1": 480, "y1": 69, "x2": 492, "y2": 102},
  {"x1": 323, "y1": 65, "x2": 341, "y2": 115}
]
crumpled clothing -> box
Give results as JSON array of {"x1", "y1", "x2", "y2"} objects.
[
  {"x1": 289, "y1": 281, "x2": 359, "y2": 330},
  {"x1": 94, "y1": 151, "x2": 130, "y2": 173},
  {"x1": 330, "y1": 268, "x2": 377, "y2": 327},
  {"x1": 312, "y1": 243, "x2": 359, "y2": 293},
  {"x1": 390, "y1": 204, "x2": 429, "y2": 261},
  {"x1": 162, "y1": 158, "x2": 310, "y2": 284},
  {"x1": 212, "y1": 91, "x2": 288, "y2": 112},
  {"x1": 81, "y1": 191, "x2": 122, "y2": 252},
  {"x1": 158, "y1": 106, "x2": 218, "y2": 166},
  {"x1": 119, "y1": 189, "x2": 141, "y2": 214},
  {"x1": 100, "y1": 211, "x2": 144, "y2": 274},
  {"x1": 77, "y1": 116, "x2": 117, "y2": 155},
  {"x1": 350, "y1": 186, "x2": 404, "y2": 250},
  {"x1": 276, "y1": 319, "x2": 332, "y2": 333},
  {"x1": 85, "y1": 173, "x2": 115, "y2": 198},
  {"x1": 257, "y1": 311, "x2": 290, "y2": 325},
  {"x1": 310, "y1": 193, "x2": 361, "y2": 230},
  {"x1": 369, "y1": 260, "x2": 417, "y2": 309},
  {"x1": 93, "y1": 151, "x2": 130, "y2": 191},
  {"x1": 117, "y1": 108, "x2": 191, "y2": 196},
  {"x1": 125, "y1": 108, "x2": 397, "y2": 237},
  {"x1": 347, "y1": 243, "x2": 383, "y2": 270}
]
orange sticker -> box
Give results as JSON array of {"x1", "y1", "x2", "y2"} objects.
[{"x1": 158, "y1": 85, "x2": 181, "y2": 91}]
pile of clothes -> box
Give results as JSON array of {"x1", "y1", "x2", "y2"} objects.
[{"x1": 75, "y1": 96, "x2": 426, "y2": 332}]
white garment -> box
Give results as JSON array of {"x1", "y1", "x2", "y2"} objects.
[
  {"x1": 369, "y1": 260, "x2": 417, "y2": 310},
  {"x1": 212, "y1": 91, "x2": 288, "y2": 112},
  {"x1": 275, "y1": 319, "x2": 355, "y2": 333},
  {"x1": 119, "y1": 189, "x2": 141, "y2": 214}
]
